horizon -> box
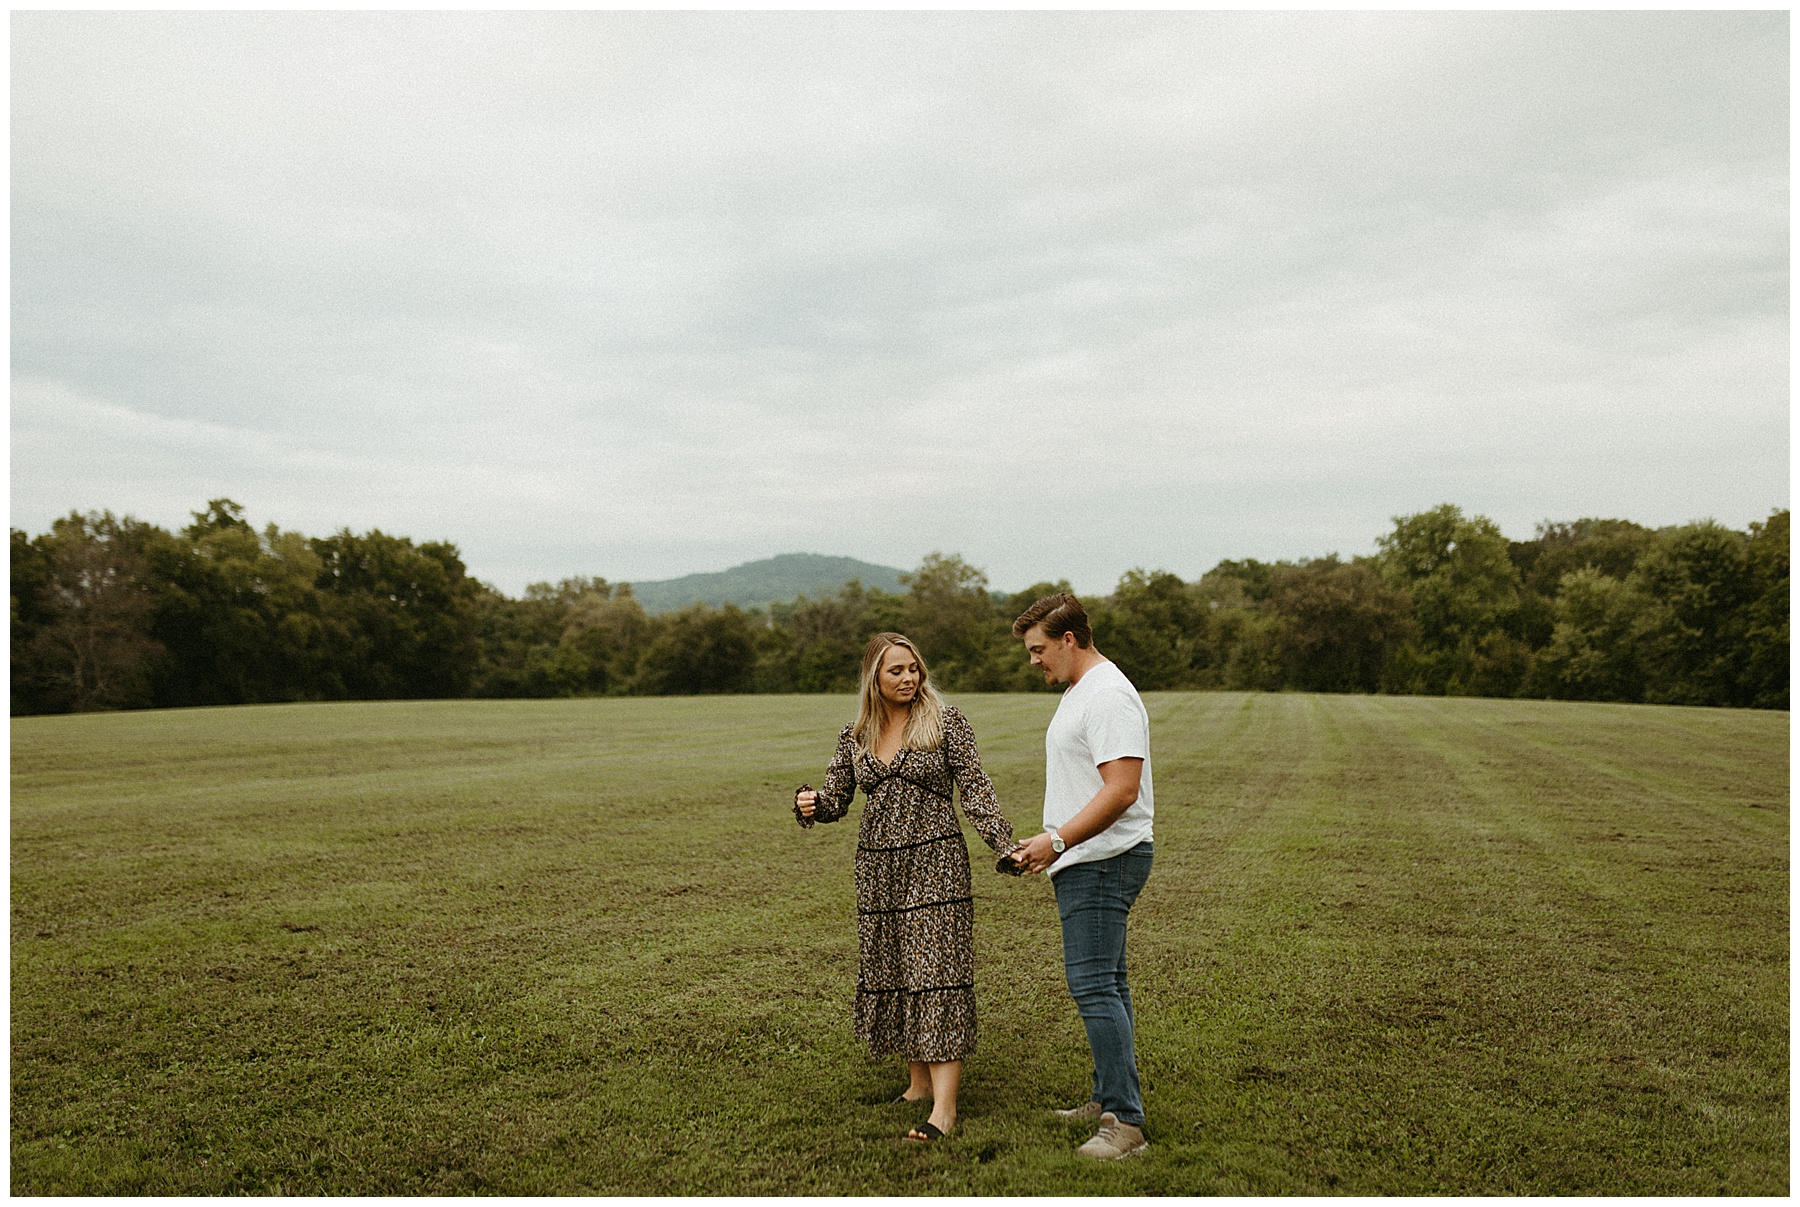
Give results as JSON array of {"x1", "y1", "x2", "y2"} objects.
[
  {"x1": 574, "y1": 502, "x2": 1792, "y2": 602},
  {"x1": 12, "y1": 501, "x2": 1788, "y2": 602}
]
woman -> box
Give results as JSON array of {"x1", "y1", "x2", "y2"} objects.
[{"x1": 794, "y1": 632, "x2": 1018, "y2": 1143}]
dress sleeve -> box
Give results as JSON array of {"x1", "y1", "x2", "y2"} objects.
[
  {"x1": 944, "y1": 709, "x2": 1017, "y2": 856},
  {"x1": 801, "y1": 726, "x2": 857, "y2": 827}
]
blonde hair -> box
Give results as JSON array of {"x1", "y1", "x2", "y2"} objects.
[{"x1": 852, "y1": 632, "x2": 946, "y2": 755}]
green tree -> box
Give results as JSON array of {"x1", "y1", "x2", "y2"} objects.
[
  {"x1": 757, "y1": 580, "x2": 910, "y2": 693},
  {"x1": 11, "y1": 527, "x2": 57, "y2": 713},
  {"x1": 1094, "y1": 569, "x2": 1208, "y2": 690},
  {"x1": 1196, "y1": 559, "x2": 1277, "y2": 605},
  {"x1": 469, "y1": 586, "x2": 568, "y2": 698},
  {"x1": 1267, "y1": 557, "x2": 1414, "y2": 693},
  {"x1": 751, "y1": 620, "x2": 799, "y2": 694},
  {"x1": 993, "y1": 581, "x2": 1076, "y2": 691},
  {"x1": 1524, "y1": 568, "x2": 1649, "y2": 703},
  {"x1": 1378, "y1": 505, "x2": 1523, "y2": 696},
  {"x1": 144, "y1": 500, "x2": 338, "y2": 707},
  {"x1": 1508, "y1": 517, "x2": 1654, "y2": 655},
  {"x1": 310, "y1": 528, "x2": 482, "y2": 699},
  {"x1": 466, "y1": 577, "x2": 632, "y2": 698},
  {"x1": 560, "y1": 584, "x2": 652, "y2": 695},
  {"x1": 778, "y1": 582, "x2": 881, "y2": 693},
  {"x1": 16, "y1": 511, "x2": 164, "y2": 712},
  {"x1": 633, "y1": 604, "x2": 758, "y2": 695},
  {"x1": 1739, "y1": 510, "x2": 1789, "y2": 709},
  {"x1": 1214, "y1": 607, "x2": 1285, "y2": 691},
  {"x1": 1181, "y1": 560, "x2": 1281, "y2": 689},
  {"x1": 901, "y1": 553, "x2": 1010, "y2": 690},
  {"x1": 1512, "y1": 518, "x2": 1654, "y2": 598},
  {"x1": 1632, "y1": 521, "x2": 1757, "y2": 707}
]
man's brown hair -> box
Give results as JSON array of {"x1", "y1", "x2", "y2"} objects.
[{"x1": 1012, "y1": 592, "x2": 1093, "y2": 649}]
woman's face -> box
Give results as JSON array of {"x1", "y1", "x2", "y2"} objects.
[{"x1": 876, "y1": 644, "x2": 922, "y2": 709}]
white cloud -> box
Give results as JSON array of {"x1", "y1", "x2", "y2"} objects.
[{"x1": 11, "y1": 11, "x2": 1788, "y2": 594}]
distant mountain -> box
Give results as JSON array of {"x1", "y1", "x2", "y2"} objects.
[{"x1": 626, "y1": 553, "x2": 908, "y2": 614}]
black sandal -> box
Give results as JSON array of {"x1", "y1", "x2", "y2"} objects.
[{"x1": 905, "y1": 1122, "x2": 943, "y2": 1142}]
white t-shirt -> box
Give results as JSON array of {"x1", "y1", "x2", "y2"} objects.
[{"x1": 1043, "y1": 659, "x2": 1154, "y2": 876}]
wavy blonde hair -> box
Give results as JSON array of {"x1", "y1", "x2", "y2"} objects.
[{"x1": 852, "y1": 632, "x2": 946, "y2": 755}]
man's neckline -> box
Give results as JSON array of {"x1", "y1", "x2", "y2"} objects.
[{"x1": 1065, "y1": 654, "x2": 1113, "y2": 688}]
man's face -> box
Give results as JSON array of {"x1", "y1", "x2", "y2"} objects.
[{"x1": 1021, "y1": 624, "x2": 1078, "y2": 685}]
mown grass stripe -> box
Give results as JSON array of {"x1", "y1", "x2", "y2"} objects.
[{"x1": 11, "y1": 693, "x2": 1786, "y2": 1194}]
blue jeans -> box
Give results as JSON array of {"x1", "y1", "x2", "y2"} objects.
[{"x1": 1051, "y1": 841, "x2": 1153, "y2": 1127}]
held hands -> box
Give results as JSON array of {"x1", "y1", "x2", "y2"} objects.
[{"x1": 1006, "y1": 832, "x2": 1059, "y2": 876}]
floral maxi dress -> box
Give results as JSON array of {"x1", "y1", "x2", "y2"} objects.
[{"x1": 799, "y1": 705, "x2": 1017, "y2": 1062}]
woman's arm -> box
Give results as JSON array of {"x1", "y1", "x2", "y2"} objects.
[
  {"x1": 944, "y1": 710, "x2": 1017, "y2": 856},
  {"x1": 797, "y1": 727, "x2": 856, "y2": 827}
]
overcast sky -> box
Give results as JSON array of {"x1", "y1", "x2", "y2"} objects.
[{"x1": 12, "y1": 11, "x2": 1788, "y2": 596}]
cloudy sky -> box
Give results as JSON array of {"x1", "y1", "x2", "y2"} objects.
[{"x1": 12, "y1": 11, "x2": 1788, "y2": 596}]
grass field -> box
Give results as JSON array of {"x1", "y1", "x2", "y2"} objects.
[{"x1": 11, "y1": 692, "x2": 1789, "y2": 1194}]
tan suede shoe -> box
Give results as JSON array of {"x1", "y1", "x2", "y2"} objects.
[
  {"x1": 1077, "y1": 1112, "x2": 1148, "y2": 1160},
  {"x1": 1054, "y1": 1099, "x2": 1104, "y2": 1123}
]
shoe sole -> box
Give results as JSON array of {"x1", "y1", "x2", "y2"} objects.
[{"x1": 1079, "y1": 1140, "x2": 1149, "y2": 1160}]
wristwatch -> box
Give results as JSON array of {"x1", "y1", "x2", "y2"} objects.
[{"x1": 1049, "y1": 828, "x2": 1066, "y2": 854}]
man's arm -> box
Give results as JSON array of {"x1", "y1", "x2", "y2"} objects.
[{"x1": 1011, "y1": 757, "x2": 1143, "y2": 875}]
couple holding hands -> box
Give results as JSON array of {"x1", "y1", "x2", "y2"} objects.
[{"x1": 793, "y1": 593, "x2": 1155, "y2": 1161}]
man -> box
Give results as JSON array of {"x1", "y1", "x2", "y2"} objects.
[{"x1": 1008, "y1": 592, "x2": 1154, "y2": 1161}]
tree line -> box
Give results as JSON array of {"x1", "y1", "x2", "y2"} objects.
[{"x1": 11, "y1": 499, "x2": 1787, "y2": 715}]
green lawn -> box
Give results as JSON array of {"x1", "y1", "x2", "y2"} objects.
[{"x1": 11, "y1": 692, "x2": 1788, "y2": 1194}]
